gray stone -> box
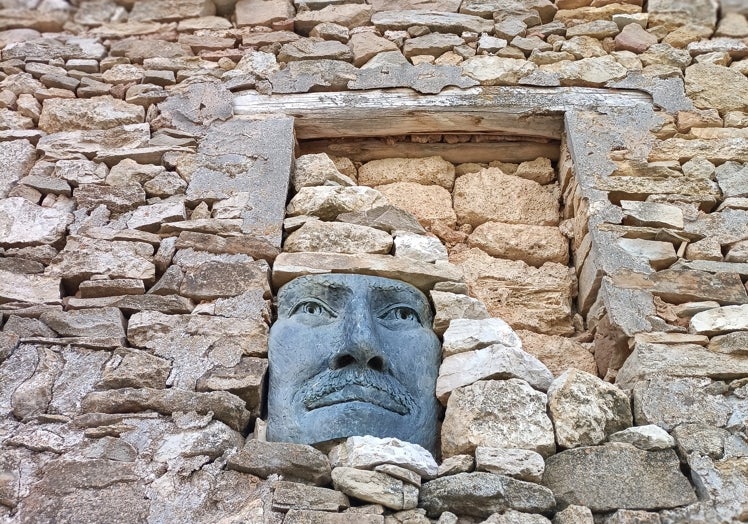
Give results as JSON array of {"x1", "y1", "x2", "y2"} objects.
[
  {"x1": 179, "y1": 260, "x2": 270, "y2": 301},
  {"x1": 709, "y1": 331, "x2": 748, "y2": 355},
  {"x1": 436, "y1": 344, "x2": 553, "y2": 403},
  {"x1": 392, "y1": 231, "x2": 447, "y2": 263},
  {"x1": 552, "y1": 505, "x2": 593, "y2": 524},
  {"x1": 547, "y1": 369, "x2": 632, "y2": 449},
  {"x1": 196, "y1": 356, "x2": 268, "y2": 416},
  {"x1": 293, "y1": 4, "x2": 372, "y2": 33},
  {"x1": 267, "y1": 274, "x2": 441, "y2": 452},
  {"x1": 371, "y1": 10, "x2": 493, "y2": 34},
  {"x1": 0, "y1": 198, "x2": 73, "y2": 247},
  {"x1": 349, "y1": 62, "x2": 477, "y2": 94},
  {"x1": 608, "y1": 425, "x2": 676, "y2": 451},
  {"x1": 287, "y1": 185, "x2": 388, "y2": 221},
  {"x1": 403, "y1": 33, "x2": 464, "y2": 58},
  {"x1": 40, "y1": 307, "x2": 125, "y2": 340},
  {"x1": 715, "y1": 161, "x2": 748, "y2": 198},
  {"x1": 437, "y1": 455, "x2": 474, "y2": 477},
  {"x1": 98, "y1": 347, "x2": 171, "y2": 390},
  {"x1": 689, "y1": 304, "x2": 748, "y2": 335},
  {"x1": 430, "y1": 290, "x2": 490, "y2": 336},
  {"x1": 633, "y1": 377, "x2": 733, "y2": 431},
  {"x1": 475, "y1": 447, "x2": 545, "y2": 483},
  {"x1": 271, "y1": 480, "x2": 350, "y2": 512},
  {"x1": 292, "y1": 152, "x2": 355, "y2": 191},
  {"x1": 74, "y1": 183, "x2": 146, "y2": 215},
  {"x1": 461, "y1": 56, "x2": 537, "y2": 85},
  {"x1": 285, "y1": 510, "x2": 383, "y2": 524},
  {"x1": 38, "y1": 96, "x2": 144, "y2": 133},
  {"x1": 0, "y1": 270, "x2": 61, "y2": 304},
  {"x1": 332, "y1": 467, "x2": 418, "y2": 510},
  {"x1": 329, "y1": 435, "x2": 438, "y2": 479},
  {"x1": 419, "y1": 472, "x2": 555, "y2": 519},
  {"x1": 686, "y1": 63, "x2": 748, "y2": 113},
  {"x1": 227, "y1": 439, "x2": 331, "y2": 485},
  {"x1": 267, "y1": 59, "x2": 359, "y2": 93},
  {"x1": 441, "y1": 379, "x2": 555, "y2": 458},
  {"x1": 337, "y1": 205, "x2": 426, "y2": 234},
  {"x1": 688, "y1": 453, "x2": 748, "y2": 523},
  {"x1": 184, "y1": 115, "x2": 294, "y2": 247},
  {"x1": 284, "y1": 221, "x2": 393, "y2": 255},
  {"x1": 672, "y1": 423, "x2": 729, "y2": 460},
  {"x1": 543, "y1": 444, "x2": 697, "y2": 512},
  {"x1": 278, "y1": 39, "x2": 354, "y2": 62},
  {"x1": 0, "y1": 139, "x2": 35, "y2": 198}
]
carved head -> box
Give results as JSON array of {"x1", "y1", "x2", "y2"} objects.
[{"x1": 266, "y1": 273, "x2": 440, "y2": 452}]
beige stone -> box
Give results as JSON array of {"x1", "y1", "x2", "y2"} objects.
[
  {"x1": 0, "y1": 197, "x2": 73, "y2": 247},
  {"x1": 286, "y1": 186, "x2": 388, "y2": 221},
  {"x1": 516, "y1": 330, "x2": 597, "y2": 377},
  {"x1": 0, "y1": 269, "x2": 61, "y2": 304},
  {"x1": 375, "y1": 182, "x2": 456, "y2": 227},
  {"x1": 284, "y1": 221, "x2": 393, "y2": 255},
  {"x1": 453, "y1": 169, "x2": 559, "y2": 228},
  {"x1": 358, "y1": 156, "x2": 455, "y2": 190},
  {"x1": 348, "y1": 32, "x2": 399, "y2": 67},
  {"x1": 453, "y1": 248, "x2": 575, "y2": 336},
  {"x1": 467, "y1": 222, "x2": 569, "y2": 267},
  {"x1": 332, "y1": 467, "x2": 418, "y2": 511},
  {"x1": 292, "y1": 153, "x2": 355, "y2": 192},
  {"x1": 686, "y1": 63, "x2": 748, "y2": 113},
  {"x1": 430, "y1": 290, "x2": 490, "y2": 336},
  {"x1": 460, "y1": 56, "x2": 536, "y2": 85},
  {"x1": 616, "y1": 238, "x2": 678, "y2": 270},
  {"x1": 38, "y1": 96, "x2": 145, "y2": 133},
  {"x1": 235, "y1": 0, "x2": 294, "y2": 27}
]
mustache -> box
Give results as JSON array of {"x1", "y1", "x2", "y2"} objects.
[{"x1": 300, "y1": 368, "x2": 415, "y2": 415}]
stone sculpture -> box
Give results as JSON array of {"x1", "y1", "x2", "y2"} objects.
[{"x1": 267, "y1": 273, "x2": 441, "y2": 452}]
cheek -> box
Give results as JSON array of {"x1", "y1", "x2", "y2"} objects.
[
  {"x1": 380, "y1": 329, "x2": 441, "y2": 378},
  {"x1": 269, "y1": 322, "x2": 336, "y2": 374}
]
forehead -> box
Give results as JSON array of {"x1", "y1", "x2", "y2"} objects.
[{"x1": 277, "y1": 274, "x2": 430, "y2": 312}]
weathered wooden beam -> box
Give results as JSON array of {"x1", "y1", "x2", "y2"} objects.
[
  {"x1": 300, "y1": 138, "x2": 560, "y2": 163},
  {"x1": 234, "y1": 86, "x2": 652, "y2": 140}
]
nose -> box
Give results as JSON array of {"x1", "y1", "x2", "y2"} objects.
[{"x1": 331, "y1": 306, "x2": 386, "y2": 372}]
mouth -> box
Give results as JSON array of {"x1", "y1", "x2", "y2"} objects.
[{"x1": 300, "y1": 369, "x2": 414, "y2": 416}]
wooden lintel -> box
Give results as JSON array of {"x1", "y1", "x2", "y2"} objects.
[
  {"x1": 300, "y1": 138, "x2": 560, "y2": 163},
  {"x1": 234, "y1": 86, "x2": 652, "y2": 140}
]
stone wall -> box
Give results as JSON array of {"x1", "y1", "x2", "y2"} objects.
[{"x1": 0, "y1": 0, "x2": 747, "y2": 523}]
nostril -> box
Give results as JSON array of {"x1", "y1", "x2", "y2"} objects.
[
  {"x1": 333, "y1": 354, "x2": 356, "y2": 369},
  {"x1": 367, "y1": 356, "x2": 384, "y2": 372}
]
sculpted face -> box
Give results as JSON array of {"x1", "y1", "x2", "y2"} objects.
[{"x1": 267, "y1": 274, "x2": 440, "y2": 452}]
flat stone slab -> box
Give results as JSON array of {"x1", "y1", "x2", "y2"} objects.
[
  {"x1": 543, "y1": 444, "x2": 697, "y2": 512},
  {"x1": 371, "y1": 10, "x2": 493, "y2": 34},
  {"x1": 0, "y1": 270, "x2": 61, "y2": 304},
  {"x1": 271, "y1": 252, "x2": 463, "y2": 293},
  {"x1": 611, "y1": 268, "x2": 748, "y2": 305}
]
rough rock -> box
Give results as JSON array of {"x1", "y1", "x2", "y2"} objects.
[
  {"x1": 0, "y1": 198, "x2": 73, "y2": 247},
  {"x1": 441, "y1": 379, "x2": 556, "y2": 458},
  {"x1": 284, "y1": 220, "x2": 393, "y2": 254},
  {"x1": 98, "y1": 348, "x2": 171, "y2": 390},
  {"x1": 371, "y1": 10, "x2": 493, "y2": 34},
  {"x1": 337, "y1": 206, "x2": 426, "y2": 234},
  {"x1": 392, "y1": 231, "x2": 447, "y2": 263},
  {"x1": 278, "y1": 39, "x2": 354, "y2": 63},
  {"x1": 461, "y1": 56, "x2": 537, "y2": 85},
  {"x1": 543, "y1": 444, "x2": 697, "y2": 512},
  {"x1": 468, "y1": 222, "x2": 569, "y2": 267},
  {"x1": 516, "y1": 330, "x2": 597, "y2": 377},
  {"x1": 689, "y1": 304, "x2": 748, "y2": 335},
  {"x1": 349, "y1": 32, "x2": 399, "y2": 66},
  {"x1": 294, "y1": 4, "x2": 373, "y2": 34},
  {"x1": 228, "y1": 439, "x2": 331, "y2": 485},
  {"x1": 375, "y1": 182, "x2": 456, "y2": 227},
  {"x1": 329, "y1": 436, "x2": 438, "y2": 479},
  {"x1": 608, "y1": 425, "x2": 676, "y2": 451},
  {"x1": 332, "y1": 467, "x2": 418, "y2": 510},
  {"x1": 441, "y1": 317, "x2": 521, "y2": 358},
  {"x1": 271, "y1": 481, "x2": 349, "y2": 512},
  {"x1": 292, "y1": 153, "x2": 355, "y2": 191},
  {"x1": 38, "y1": 96, "x2": 145, "y2": 133},
  {"x1": 39, "y1": 307, "x2": 125, "y2": 340},
  {"x1": 552, "y1": 505, "x2": 594, "y2": 524},
  {"x1": 419, "y1": 472, "x2": 555, "y2": 519},
  {"x1": 129, "y1": 0, "x2": 216, "y2": 22},
  {"x1": 0, "y1": 139, "x2": 36, "y2": 198},
  {"x1": 358, "y1": 156, "x2": 455, "y2": 190},
  {"x1": 430, "y1": 290, "x2": 490, "y2": 336},
  {"x1": 474, "y1": 447, "x2": 545, "y2": 483},
  {"x1": 0, "y1": 270, "x2": 61, "y2": 304},
  {"x1": 686, "y1": 63, "x2": 748, "y2": 113},
  {"x1": 286, "y1": 186, "x2": 388, "y2": 220},
  {"x1": 436, "y1": 344, "x2": 554, "y2": 403}
]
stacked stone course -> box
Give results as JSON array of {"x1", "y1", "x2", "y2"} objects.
[{"x1": 0, "y1": 0, "x2": 747, "y2": 522}]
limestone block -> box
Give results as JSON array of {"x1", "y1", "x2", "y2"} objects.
[
  {"x1": 403, "y1": 33, "x2": 464, "y2": 59},
  {"x1": 543, "y1": 444, "x2": 697, "y2": 512},
  {"x1": 686, "y1": 63, "x2": 748, "y2": 113},
  {"x1": 329, "y1": 435, "x2": 437, "y2": 479},
  {"x1": 474, "y1": 447, "x2": 545, "y2": 483},
  {"x1": 338, "y1": 205, "x2": 426, "y2": 234},
  {"x1": 616, "y1": 238, "x2": 677, "y2": 270},
  {"x1": 292, "y1": 153, "x2": 355, "y2": 191},
  {"x1": 690, "y1": 304, "x2": 748, "y2": 335},
  {"x1": 98, "y1": 348, "x2": 171, "y2": 390},
  {"x1": 38, "y1": 96, "x2": 144, "y2": 133},
  {"x1": 127, "y1": 200, "x2": 187, "y2": 232},
  {"x1": 271, "y1": 480, "x2": 349, "y2": 512},
  {"x1": 235, "y1": 0, "x2": 293, "y2": 27},
  {"x1": 608, "y1": 425, "x2": 676, "y2": 451},
  {"x1": 392, "y1": 231, "x2": 447, "y2": 263},
  {"x1": 284, "y1": 221, "x2": 393, "y2": 255},
  {"x1": 349, "y1": 32, "x2": 399, "y2": 66},
  {"x1": 129, "y1": 0, "x2": 216, "y2": 22},
  {"x1": 516, "y1": 330, "x2": 597, "y2": 377},
  {"x1": 294, "y1": 4, "x2": 373, "y2": 34},
  {"x1": 370, "y1": 10, "x2": 493, "y2": 34},
  {"x1": 454, "y1": 169, "x2": 559, "y2": 228},
  {"x1": 441, "y1": 379, "x2": 556, "y2": 458},
  {"x1": 0, "y1": 197, "x2": 73, "y2": 247},
  {"x1": 287, "y1": 186, "x2": 388, "y2": 221},
  {"x1": 278, "y1": 39, "x2": 354, "y2": 62},
  {"x1": 467, "y1": 221, "x2": 569, "y2": 267},
  {"x1": 709, "y1": 331, "x2": 748, "y2": 355},
  {"x1": 460, "y1": 56, "x2": 537, "y2": 85},
  {"x1": 552, "y1": 505, "x2": 593, "y2": 524},
  {"x1": 441, "y1": 317, "x2": 521, "y2": 358},
  {"x1": 620, "y1": 200, "x2": 684, "y2": 229},
  {"x1": 332, "y1": 467, "x2": 417, "y2": 510},
  {"x1": 437, "y1": 344, "x2": 553, "y2": 404},
  {"x1": 715, "y1": 161, "x2": 748, "y2": 198},
  {"x1": 375, "y1": 182, "x2": 456, "y2": 227},
  {"x1": 74, "y1": 183, "x2": 146, "y2": 215},
  {"x1": 40, "y1": 307, "x2": 125, "y2": 340},
  {"x1": 358, "y1": 156, "x2": 455, "y2": 190},
  {"x1": 227, "y1": 440, "x2": 331, "y2": 485},
  {"x1": 437, "y1": 455, "x2": 474, "y2": 477},
  {"x1": 284, "y1": 510, "x2": 382, "y2": 524},
  {"x1": 0, "y1": 139, "x2": 36, "y2": 198}
]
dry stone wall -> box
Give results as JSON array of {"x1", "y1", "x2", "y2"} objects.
[{"x1": 0, "y1": 0, "x2": 747, "y2": 522}]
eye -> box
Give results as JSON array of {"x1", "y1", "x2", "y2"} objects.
[
  {"x1": 291, "y1": 300, "x2": 335, "y2": 318},
  {"x1": 379, "y1": 306, "x2": 421, "y2": 325}
]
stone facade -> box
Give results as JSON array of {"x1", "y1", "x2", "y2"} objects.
[{"x1": 1, "y1": 0, "x2": 748, "y2": 523}]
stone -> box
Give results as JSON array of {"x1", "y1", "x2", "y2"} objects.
[
  {"x1": 374, "y1": 464, "x2": 420, "y2": 487},
  {"x1": 632, "y1": 377, "x2": 733, "y2": 431},
  {"x1": 74, "y1": 184, "x2": 146, "y2": 215},
  {"x1": 358, "y1": 156, "x2": 455, "y2": 190},
  {"x1": 608, "y1": 425, "x2": 676, "y2": 451},
  {"x1": 620, "y1": 200, "x2": 684, "y2": 229},
  {"x1": 404, "y1": 33, "x2": 464, "y2": 58},
  {"x1": 129, "y1": 0, "x2": 216, "y2": 22},
  {"x1": 287, "y1": 186, "x2": 388, "y2": 221},
  {"x1": 174, "y1": 231, "x2": 279, "y2": 264},
  {"x1": 38, "y1": 96, "x2": 144, "y2": 133},
  {"x1": 271, "y1": 252, "x2": 463, "y2": 294},
  {"x1": 437, "y1": 455, "x2": 474, "y2": 477},
  {"x1": 547, "y1": 369, "x2": 632, "y2": 449},
  {"x1": 0, "y1": 270, "x2": 61, "y2": 304},
  {"x1": 228, "y1": 439, "x2": 331, "y2": 485},
  {"x1": 180, "y1": 260, "x2": 269, "y2": 301},
  {"x1": 0, "y1": 139, "x2": 35, "y2": 198},
  {"x1": 461, "y1": 56, "x2": 536, "y2": 85},
  {"x1": 349, "y1": 62, "x2": 478, "y2": 94},
  {"x1": 371, "y1": 10, "x2": 493, "y2": 34},
  {"x1": 467, "y1": 222, "x2": 569, "y2": 267},
  {"x1": 46, "y1": 237, "x2": 154, "y2": 287},
  {"x1": 516, "y1": 330, "x2": 597, "y2": 377},
  {"x1": 430, "y1": 290, "x2": 490, "y2": 336},
  {"x1": 543, "y1": 444, "x2": 697, "y2": 512},
  {"x1": 616, "y1": 238, "x2": 678, "y2": 270},
  {"x1": 271, "y1": 480, "x2": 350, "y2": 512},
  {"x1": 39, "y1": 307, "x2": 125, "y2": 340},
  {"x1": 616, "y1": 342, "x2": 748, "y2": 390},
  {"x1": 285, "y1": 510, "x2": 383, "y2": 524},
  {"x1": 436, "y1": 344, "x2": 553, "y2": 403},
  {"x1": 441, "y1": 317, "x2": 521, "y2": 358},
  {"x1": 454, "y1": 248, "x2": 574, "y2": 336},
  {"x1": 98, "y1": 348, "x2": 171, "y2": 390},
  {"x1": 715, "y1": 161, "x2": 748, "y2": 198},
  {"x1": 441, "y1": 379, "x2": 555, "y2": 458},
  {"x1": 611, "y1": 269, "x2": 748, "y2": 306},
  {"x1": 685, "y1": 63, "x2": 748, "y2": 113},
  {"x1": 329, "y1": 435, "x2": 438, "y2": 479},
  {"x1": 392, "y1": 232, "x2": 447, "y2": 263},
  {"x1": 683, "y1": 454, "x2": 748, "y2": 523},
  {"x1": 0, "y1": 198, "x2": 73, "y2": 248},
  {"x1": 615, "y1": 23, "x2": 658, "y2": 53},
  {"x1": 127, "y1": 200, "x2": 187, "y2": 232},
  {"x1": 332, "y1": 467, "x2": 418, "y2": 510},
  {"x1": 475, "y1": 447, "x2": 545, "y2": 483},
  {"x1": 278, "y1": 39, "x2": 354, "y2": 62},
  {"x1": 292, "y1": 153, "x2": 355, "y2": 191},
  {"x1": 284, "y1": 221, "x2": 393, "y2": 255},
  {"x1": 294, "y1": 4, "x2": 373, "y2": 33},
  {"x1": 419, "y1": 472, "x2": 555, "y2": 519},
  {"x1": 454, "y1": 169, "x2": 558, "y2": 227},
  {"x1": 689, "y1": 304, "x2": 748, "y2": 335},
  {"x1": 671, "y1": 423, "x2": 729, "y2": 459},
  {"x1": 552, "y1": 505, "x2": 593, "y2": 524},
  {"x1": 375, "y1": 182, "x2": 456, "y2": 227},
  {"x1": 267, "y1": 274, "x2": 441, "y2": 452},
  {"x1": 709, "y1": 331, "x2": 748, "y2": 355},
  {"x1": 81, "y1": 388, "x2": 251, "y2": 432},
  {"x1": 349, "y1": 32, "x2": 399, "y2": 66}
]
